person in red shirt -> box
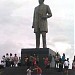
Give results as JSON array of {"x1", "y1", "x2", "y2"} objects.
[
  {"x1": 33, "y1": 57, "x2": 37, "y2": 67},
  {"x1": 44, "y1": 57, "x2": 48, "y2": 65},
  {"x1": 33, "y1": 66, "x2": 42, "y2": 75},
  {"x1": 44, "y1": 56, "x2": 50, "y2": 69}
]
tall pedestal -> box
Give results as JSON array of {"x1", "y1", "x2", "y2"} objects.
[{"x1": 21, "y1": 48, "x2": 55, "y2": 67}]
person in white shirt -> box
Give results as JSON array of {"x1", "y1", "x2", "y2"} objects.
[
  {"x1": 10, "y1": 53, "x2": 14, "y2": 67},
  {"x1": 27, "y1": 67, "x2": 32, "y2": 75},
  {"x1": 5, "y1": 53, "x2": 10, "y2": 67},
  {"x1": 64, "y1": 58, "x2": 69, "y2": 75},
  {"x1": 14, "y1": 54, "x2": 18, "y2": 67},
  {"x1": 2, "y1": 55, "x2": 6, "y2": 67}
]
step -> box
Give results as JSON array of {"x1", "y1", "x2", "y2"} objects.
[{"x1": 1, "y1": 67, "x2": 75, "y2": 75}]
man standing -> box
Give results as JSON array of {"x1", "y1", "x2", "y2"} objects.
[
  {"x1": 64, "y1": 59, "x2": 69, "y2": 75},
  {"x1": 32, "y1": 0, "x2": 52, "y2": 48}
]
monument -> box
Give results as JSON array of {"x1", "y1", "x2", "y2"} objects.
[
  {"x1": 32, "y1": 0, "x2": 52, "y2": 48},
  {"x1": 21, "y1": 0, "x2": 54, "y2": 67}
]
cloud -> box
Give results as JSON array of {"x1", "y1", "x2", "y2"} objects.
[{"x1": 0, "y1": 1, "x2": 16, "y2": 23}]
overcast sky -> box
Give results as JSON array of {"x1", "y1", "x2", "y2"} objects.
[{"x1": 0, "y1": 0, "x2": 74, "y2": 68}]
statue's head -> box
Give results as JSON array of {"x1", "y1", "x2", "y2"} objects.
[{"x1": 39, "y1": 0, "x2": 44, "y2": 4}]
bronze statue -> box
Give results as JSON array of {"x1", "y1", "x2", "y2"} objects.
[{"x1": 32, "y1": 0, "x2": 52, "y2": 48}]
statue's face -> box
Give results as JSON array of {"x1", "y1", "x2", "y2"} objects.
[{"x1": 39, "y1": 0, "x2": 44, "y2": 4}]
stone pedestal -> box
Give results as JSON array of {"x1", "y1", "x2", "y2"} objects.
[{"x1": 21, "y1": 48, "x2": 55, "y2": 67}]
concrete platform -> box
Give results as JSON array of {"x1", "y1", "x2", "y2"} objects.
[
  {"x1": 21, "y1": 48, "x2": 55, "y2": 66},
  {"x1": 0, "y1": 67, "x2": 75, "y2": 75}
]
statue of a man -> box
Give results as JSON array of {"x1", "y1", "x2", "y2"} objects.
[{"x1": 32, "y1": 0, "x2": 52, "y2": 48}]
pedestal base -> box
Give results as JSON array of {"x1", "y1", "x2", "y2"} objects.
[{"x1": 21, "y1": 48, "x2": 55, "y2": 67}]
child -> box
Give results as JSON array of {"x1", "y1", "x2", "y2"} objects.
[{"x1": 27, "y1": 67, "x2": 32, "y2": 75}]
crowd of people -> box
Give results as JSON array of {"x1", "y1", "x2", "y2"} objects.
[
  {"x1": 0, "y1": 53, "x2": 21, "y2": 67},
  {"x1": 0, "y1": 52, "x2": 75, "y2": 75},
  {"x1": 24, "y1": 53, "x2": 68, "y2": 68},
  {"x1": 54, "y1": 52, "x2": 70, "y2": 75},
  {"x1": 24, "y1": 54, "x2": 53, "y2": 69},
  {"x1": 24, "y1": 52, "x2": 74, "y2": 75}
]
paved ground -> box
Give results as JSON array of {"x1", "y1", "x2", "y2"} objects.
[{"x1": 0, "y1": 66, "x2": 75, "y2": 75}]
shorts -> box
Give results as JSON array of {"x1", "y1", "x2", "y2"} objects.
[{"x1": 64, "y1": 66, "x2": 68, "y2": 70}]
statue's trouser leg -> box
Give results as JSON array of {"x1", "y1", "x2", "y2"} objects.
[
  {"x1": 36, "y1": 32, "x2": 40, "y2": 48},
  {"x1": 42, "y1": 32, "x2": 47, "y2": 48}
]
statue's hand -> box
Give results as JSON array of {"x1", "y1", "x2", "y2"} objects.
[{"x1": 32, "y1": 26, "x2": 34, "y2": 28}]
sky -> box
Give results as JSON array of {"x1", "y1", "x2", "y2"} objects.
[{"x1": 0, "y1": 0, "x2": 74, "y2": 68}]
